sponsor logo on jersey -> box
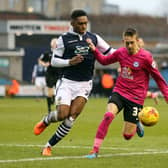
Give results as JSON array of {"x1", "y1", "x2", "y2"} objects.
[
  {"x1": 121, "y1": 67, "x2": 133, "y2": 80},
  {"x1": 133, "y1": 61, "x2": 139, "y2": 67},
  {"x1": 68, "y1": 40, "x2": 78, "y2": 43},
  {"x1": 74, "y1": 46, "x2": 90, "y2": 55}
]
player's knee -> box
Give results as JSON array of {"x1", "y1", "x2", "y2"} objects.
[
  {"x1": 104, "y1": 112, "x2": 115, "y2": 124},
  {"x1": 57, "y1": 106, "x2": 70, "y2": 121},
  {"x1": 123, "y1": 133, "x2": 134, "y2": 140},
  {"x1": 57, "y1": 112, "x2": 69, "y2": 121}
]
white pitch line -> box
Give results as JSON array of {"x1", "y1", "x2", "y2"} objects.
[
  {"x1": 0, "y1": 143, "x2": 165, "y2": 152},
  {"x1": 0, "y1": 150, "x2": 168, "y2": 163},
  {"x1": 0, "y1": 104, "x2": 39, "y2": 108},
  {"x1": 0, "y1": 144, "x2": 132, "y2": 151},
  {"x1": 0, "y1": 144, "x2": 43, "y2": 148}
]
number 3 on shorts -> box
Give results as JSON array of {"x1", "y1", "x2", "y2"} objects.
[{"x1": 132, "y1": 107, "x2": 138, "y2": 117}]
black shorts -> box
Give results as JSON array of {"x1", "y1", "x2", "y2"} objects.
[
  {"x1": 45, "y1": 72, "x2": 58, "y2": 88},
  {"x1": 108, "y1": 92, "x2": 143, "y2": 124}
]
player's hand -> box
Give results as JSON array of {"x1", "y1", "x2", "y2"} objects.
[
  {"x1": 86, "y1": 38, "x2": 96, "y2": 51},
  {"x1": 69, "y1": 55, "x2": 84, "y2": 65},
  {"x1": 45, "y1": 62, "x2": 50, "y2": 67},
  {"x1": 151, "y1": 92, "x2": 159, "y2": 105}
]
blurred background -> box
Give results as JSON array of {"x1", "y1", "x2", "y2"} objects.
[{"x1": 0, "y1": 0, "x2": 168, "y2": 97}]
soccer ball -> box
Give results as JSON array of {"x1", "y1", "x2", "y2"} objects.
[{"x1": 138, "y1": 106, "x2": 159, "y2": 126}]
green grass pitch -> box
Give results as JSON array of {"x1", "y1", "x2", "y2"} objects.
[{"x1": 0, "y1": 97, "x2": 167, "y2": 168}]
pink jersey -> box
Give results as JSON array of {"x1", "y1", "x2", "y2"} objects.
[{"x1": 94, "y1": 47, "x2": 168, "y2": 105}]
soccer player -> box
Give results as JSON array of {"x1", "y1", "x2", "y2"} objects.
[
  {"x1": 33, "y1": 9, "x2": 115, "y2": 156},
  {"x1": 117, "y1": 38, "x2": 159, "y2": 104},
  {"x1": 32, "y1": 59, "x2": 46, "y2": 98},
  {"x1": 39, "y1": 38, "x2": 62, "y2": 113},
  {"x1": 85, "y1": 28, "x2": 168, "y2": 158}
]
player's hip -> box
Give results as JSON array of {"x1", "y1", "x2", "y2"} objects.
[{"x1": 55, "y1": 78, "x2": 93, "y2": 105}]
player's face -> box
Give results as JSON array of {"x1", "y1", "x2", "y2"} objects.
[
  {"x1": 71, "y1": 16, "x2": 88, "y2": 34},
  {"x1": 123, "y1": 35, "x2": 139, "y2": 55}
]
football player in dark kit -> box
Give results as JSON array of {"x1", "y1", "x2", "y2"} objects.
[
  {"x1": 39, "y1": 38, "x2": 62, "y2": 113},
  {"x1": 34, "y1": 9, "x2": 115, "y2": 156},
  {"x1": 32, "y1": 59, "x2": 47, "y2": 98}
]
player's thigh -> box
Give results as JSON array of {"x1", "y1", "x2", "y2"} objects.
[
  {"x1": 107, "y1": 92, "x2": 124, "y2": 116},
  {"x1": 123, "y1": 100, "x2": 142, "y2": 124},
  {"x1": 55, "y1": 81, "x2": 72, "y2": 120},
  {"x1": 107, "y1": 103, "x2": 119, "y2": 116},
  {"x1": 69, "y1": 96, "x2": 87, "y2": 119},
  {"x1": 48, "y1": 87, "x2": 54, "y2": 96},
  {"x1": 122, "y1": 100, "x2": 142, "y2": 134},
  {"x1": 72, "y1": 80, "x2": 92, "y2": 101},
  {"x1": 55, "y1": 81, "x2": 72, "y2": 106},
  {"x1": 69, "y1": 80, "x2": 92, "y2": 118},
  {"x1": 46, "y1": 74, "x2": 56, "y2": 89}
]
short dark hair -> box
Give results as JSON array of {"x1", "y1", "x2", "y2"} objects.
[
  {"x1": 71, "y1": 9, "x2": 88, "y2": 19},
  {"x1": 123, "y1": 27, "x2": 139, "y2": 38}
]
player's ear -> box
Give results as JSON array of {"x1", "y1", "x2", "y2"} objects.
[{"x1": 71, "y1": 20, "x2": 74, "y2": 27}]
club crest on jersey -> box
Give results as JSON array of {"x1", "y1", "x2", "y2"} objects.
[
  {"x1": 133, "y1": 61, "x2": 139, "y2": 67},
  {"x1": 57, "y1": 96, "x2": 62, "y2": 105},
  {"x1": 152, "y1": 61, "x2": 157, "y2": 68}
]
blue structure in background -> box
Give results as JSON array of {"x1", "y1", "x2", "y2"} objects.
[
  {"x1": 23, "y1": 47, "x2": 49, "y2": 82},
  {"x1": 0, "y1": 78, "x2": 12, "y2": 85},
  {"x1": 149, "y1": 68, "x2": 168, "y2": 90}
]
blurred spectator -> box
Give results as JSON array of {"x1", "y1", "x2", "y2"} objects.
[
  {"x1": 92, "y1": 69, "x2": 117, "y2": 97},
  {"x1": 161, "y1": 60, "x2": 168, "y2": 70},
  {"x1": 146, "y1": 91, "x2": 159, "y2": 104},
  {"x1": 5, "y1": 80, "x2": 20, "y2": 97},
  {"x1": 101, "y1": 73, "x2": 114, "y2": 97},
  {"x1": 39, "y1": 38, "x2": 62, "y2": 113},
  {"x1": 32, "y1": 59, "x2": 47, "y2": 99}
]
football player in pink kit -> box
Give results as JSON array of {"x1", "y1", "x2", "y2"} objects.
[{"x1": 85, "y1": 28, "x2": 168, "y2": 158}]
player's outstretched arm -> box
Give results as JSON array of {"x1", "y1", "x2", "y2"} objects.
[
  {"x1": 51, "y1": 55, "x2": 84, "y2": 67},
  {"x1": 86, "y1": 38, "x2": 118, "y2": 65}
]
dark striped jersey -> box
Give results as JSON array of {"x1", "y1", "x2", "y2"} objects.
[{"x1": 52, "y1": 31, "x2": 115, "y2": 81}]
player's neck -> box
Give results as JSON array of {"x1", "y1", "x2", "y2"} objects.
[{"x1": 130, "y1": 47, "x2": 140, "y2": 55}]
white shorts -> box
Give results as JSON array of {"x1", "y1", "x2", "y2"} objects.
[
  {"x1": 55, "y1": 78, "x2": 93, "y2": 106},
  {"x1": 35, "y1": 77, "x2": 46, "y2": 88}
]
